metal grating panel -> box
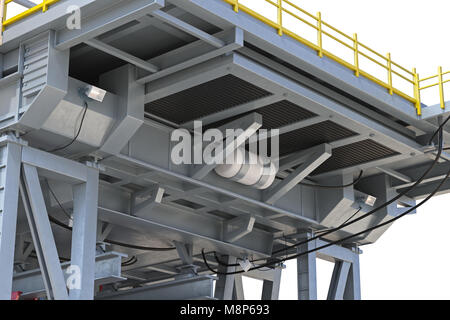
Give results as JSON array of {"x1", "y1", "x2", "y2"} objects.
[
  {"x1": 313, "y1": 139, "x2": 400, "y2": 174},
  {"x1": 208, "y1": 100, "x2": 317, "y2": 129},
  {"x1": 145, "y1": 75, "x2": 272, "y2": 124},
  {"x1": 279, "y1": 121, "x2": 357, "y2": 156}
]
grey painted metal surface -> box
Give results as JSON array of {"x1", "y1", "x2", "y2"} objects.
[{"x1": 0, "y1": 0, "x2": 447, "y2": 300}]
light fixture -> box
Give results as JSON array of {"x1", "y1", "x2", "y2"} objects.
[
  {"x1": 238, "y1": 258, "x2": 253, "y2": 272},
  {"x1": 82, "y1": 85, "x2": 106, "y2": 102},
  {"x1": 363, "y1": 195, "x2": 377, "y2": 207}
]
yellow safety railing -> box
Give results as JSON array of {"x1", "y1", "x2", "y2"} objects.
[
  {"x1": 419, "y1": 67, "x2": 450, "y2": 110},
  {"x1": 224, "y1": 0, "x2": 450, "y2": 116},
  {"x1": 0, "y1": 0, "x2": 448, "y2": 116},
  {"x1": 0, "y1": 0, "x2": 60, "y2": 43}
]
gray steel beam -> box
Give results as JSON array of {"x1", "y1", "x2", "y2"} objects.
[
  {"x1": 56, "y1": 0, "x2": 165, "y2": 50},
  {"x1": 113, "y1": 153, "x2": 319, "y2": 226},
  {"x1": 214, "y1": 255, "x2": 236, "y2": 300},
  {"x1": 137, "y1": 27, "x2": 243, "y2": 84},
  {"x1": 98, "y1": 275, "x2": 215, "y2": 300},
  {"x1": 84, "y1": 39, "x2": 160, "y2": 73},
  {"x1": 0, "y1": 141, "x2": 22, "y2": 300},
  {"x1": 69, "y1": 169, "x2": 99, "y2": 300},
  {"x1": 191, "y1": 112, "x2": 263, "y2": 180},
  {"x1": 151, "y1": 10, "x2": 225, "y2": 48},
  {"x1": 13, "y1": 252, "x2": 126, "y2": 300},
  {"x1": 263, "y1": 144, "x2": 332, "y2": 204},
  {"x1": 21, "y1": 164, "x2": 68, "y2": 300}
]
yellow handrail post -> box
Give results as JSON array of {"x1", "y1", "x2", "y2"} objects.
[
  {"x1": 43, "y1": 0, "x2": 49, "y2": 12},
  {"x1": 317, "y1": 12, "x2": 323, "y2": 58},
  {"x1": 277, "y1": 0, "x2": 283, "y2": 36},
  {"x1": 387, "y1": 53, "x2": 393, "y2": 95},
  {"x1": 438, "y1": 66, "x2": 445, "y2": 110},
  {"x1": 353, "y1": 33, "x2": 359, "y2": 77},
  {"x1": 0, "y1": 0, "x2": 5, "y2": 45},
  {"x1": 233, "y1": 0, "x2": 239, "y2": 13},
  {"x1": 413, "y1": 68, "x2": 422, "y2": 116}
]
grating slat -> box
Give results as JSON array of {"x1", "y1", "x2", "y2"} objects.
[
  {"x1": 313, "y1": 139, "x2": 399, "y2": 174},
  {"x1": 146, "y1": 75, "x2": 272, "y2": 124}
]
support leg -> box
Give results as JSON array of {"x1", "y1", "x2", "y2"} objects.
[
  {"x1": 297, "y1": 236, "x2": 317, "y2": 300},
  {"x1": 344, "y1": 252, "x2": 361, "y2": 300},
  {"x1": 0, "y1": 143, "x2": 22, "y2": 300},
  {"x1": 261, "y1": 267, "x2": 282, "y2": 300},
  {"x1": 69, "y1": 168, "x2": 99, "y2": 300},
  {"x1": 21, "y1": 164, "x2": 68, "y2": 300},
  {"x1": 214, "y1": 255, "x2": 236, "y2": 300}
]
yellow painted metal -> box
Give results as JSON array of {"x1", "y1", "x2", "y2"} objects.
[
  {"x1": 438, "y1": 66, "x2": 445, "y2": 109},
  {"x1": 277, "y1": 0, "x2": 283, "y2": 36},
  {"x1": 0, "y1": 0, "x2": 447, "y2": 117},
  {"x1": 353, "y1": 33, "x2": 359, "y2": 77},
  {"x1": 317, "y1": 12, "x2": 323, "y2": 58},
  {"x1": 222, "y1": 0, "x2": 423, "y2": 113},
  {"x1": 387, "y1": 53, "x2": 393, "y2": 95},
  {"x1": 1, "y1": 0, "x2": 60, "y2": 28},
  {"x1": 413, "y1": 68, "x2": 422, "y2": 116}
]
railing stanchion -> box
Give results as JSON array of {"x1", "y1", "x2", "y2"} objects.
[
  {"x1": 277, "y1": 0, "x2": 283, "y2": 36},
  {"x1": 413, "y1": 68, "x2": 422, "y2": 116},
  {"x1": 438, "y1": 66, "x2": 445, "y2": 110},
  {"x1": 353, "y1": 33, "x2": 359, "y2": 77},
  {"x1": 233, "y1": 0, "x2": 239, "y2": 13},
  {"x1": 387, "y1": 53, "x2": 393, "y2": 95},
  {"x1": 0, "y1": 0, "x2": 5, "y2": 45},
  {"x1": 317, "y1": 12, "x2": 323, "y2": 58}
]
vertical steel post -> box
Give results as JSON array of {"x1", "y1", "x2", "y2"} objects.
[
  {"x1": 0, "y1": 142, "x2": 22, "y2": 300},
  {"x1": 297, "y1": 234, "x2": 317, "y2": 300},
  {"x1": 261, "y1": 267, "x2": 282, "y2": 300},
  {"x1": 214, "y1": 255, "x2": 236, "y2": 300},
  {"x1": 344, "y1": 251, "x2": 361, "y2": 300},
  {"x1": 69, "y1": 168, "x2": 99, "y2": 300}
]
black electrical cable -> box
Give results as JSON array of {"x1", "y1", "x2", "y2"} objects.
[
  {"x1": 203, "y1": 164, "x2": 450, "y2": 275},
  {"x1": 121, "y1": 256, "x2": 138, "y2": 267},
  {"x1": 205, "y1": 121, "x2": 450, "y2": 275},
  {"x1": 46, "y1": 179, "x2": 73, "y2": 221},
  {"x1": 48, "y1": 211, "x2": 176, "y2": 252},
  {"x1": 47, "y1": 101, "x2": 89, "y2": 153},
  {"x1": 299, "y1": 170, "x2": 364, "y2": 189},
  {"x1": 270, "y1": 122, "x2": 446, "y2": 256}
]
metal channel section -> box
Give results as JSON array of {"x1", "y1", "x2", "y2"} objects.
[{"x1": 0, "y1": 0, "x2": 448, "y2": 300}]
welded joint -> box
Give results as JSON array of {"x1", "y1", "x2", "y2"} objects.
[{"x1": 223, "y1": 215, "x2": 256, "y2": 243}]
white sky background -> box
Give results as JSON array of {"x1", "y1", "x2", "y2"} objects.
[{"x1": 6, "y1": 0, "x2": 450, "y2": 300}]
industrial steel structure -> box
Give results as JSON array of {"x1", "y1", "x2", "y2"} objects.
[{"x1": 0, "y1": 0, "x2": 449, "y2": 300}]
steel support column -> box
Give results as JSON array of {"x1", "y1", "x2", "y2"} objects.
[
  {"x1": 214, "y1": 255, "x2": 237, "y2": 300},
  {"x1": 69, "y1": 168, "x2": 99, "y2": 300},
  {"x1": 261, "y1": 267, "x2": 282, "y2": 300},
  {"x1": 0, "y1": 142, "x2": 22, "y2": 300},
  {"x1": 297, "y1": 235, "x2": 317, "y2": 300}
]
